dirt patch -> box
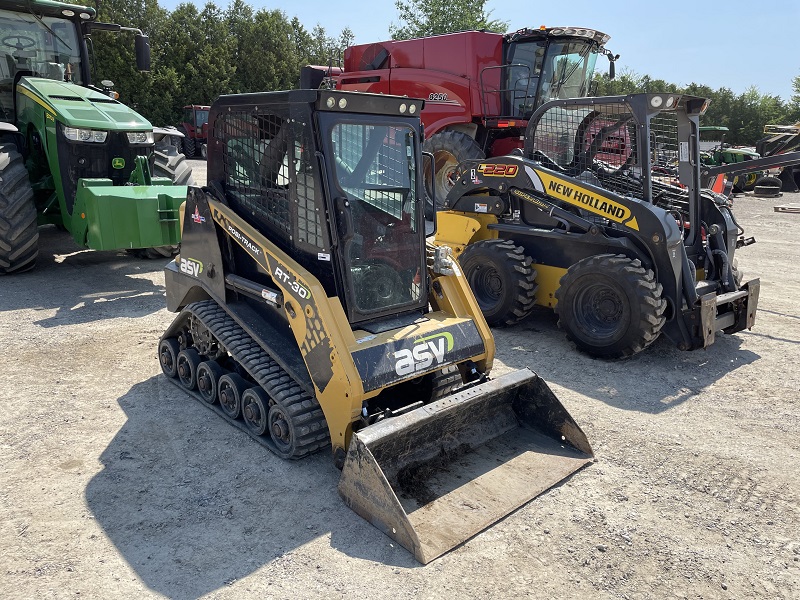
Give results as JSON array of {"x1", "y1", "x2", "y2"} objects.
[{"x1": 0, "y1": 187, "x2": 798, "y2": 598}]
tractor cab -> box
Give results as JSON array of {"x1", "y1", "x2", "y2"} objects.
[{"x1": 0, "y1": 7, "x2": 87, "y2": 121}]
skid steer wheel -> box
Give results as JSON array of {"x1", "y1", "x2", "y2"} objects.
[
  {"x1": 555, "y1": 254, "x2": 666, "y2": 359},
  {"x1": 241, "y1": 388, "x2": 270, "y2": 436},
  {"x1": 159, "y1": 338, "x2": 181, "y2": 378},
  {"x1": 197, "y1": 361, "x2": 224, "y2": 405},
  {"x1": 176, "y1": 348, "x2": 202, "y2": 389},
  {"x1": 423, "y1": 131, "x2": 484, "y2": 214},
  {"x1": 218, "y1": 373, "x2": 248, "y2": 419},
  {"x1": 0, "y1": 143, "x2": 38, "y2": 274},
  {"x1": 459, "y1": 239, "x2": 537, "y2": 326}
]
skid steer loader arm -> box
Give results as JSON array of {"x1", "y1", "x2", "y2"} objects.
[{"x1": 339, "y1": 368, "x2": 592, "y2": 563}]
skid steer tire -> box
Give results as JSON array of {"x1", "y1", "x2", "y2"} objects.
[
  {"x1": 423, "y1": 131, "x2": 484, "y2": 214},
  {"x1": 555, "y1": 254, "x2": 666, "y2": 359},
  {"x1": 459, "y1": 239, "x2": 537, "y2": 326},
  {"x1": 0, "y1": 143, "x2": 38, "y2": 275}
]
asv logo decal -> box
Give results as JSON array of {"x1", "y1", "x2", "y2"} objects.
[
  {"x1": 179, "y1": 257, "x2": 203, "y2": 277},
  {"x1": 394, "y1": 332, "x2": 454, "y2": 376}
]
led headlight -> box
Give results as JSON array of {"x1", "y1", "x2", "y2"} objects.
[
  {"x1": 63, "y1": 125, "x2": 108, "y2": 143},
  {"x1": 126, "y1": 131, "x2": 154, "y2": 144}
]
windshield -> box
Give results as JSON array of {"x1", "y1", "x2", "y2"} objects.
[
  {"x1": 195, "y1": 109, "x2": 209, "y2": 127},
  {"x1": 329, "y1": 121, "x2": 423, "y2": 316},
  {"x1": 0, "y1": 9, "x2": 82, "y2": 120},
  {"x1": 539, "y1": 40, "x2": 598, "y2": 105}
]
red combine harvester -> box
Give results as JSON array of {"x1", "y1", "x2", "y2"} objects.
[{"x1": 302, "y1": 27, "x2": 617, "y2": 207}]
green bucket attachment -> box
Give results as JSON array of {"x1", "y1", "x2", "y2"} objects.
[{"x1": 338, "y1": 368, "x2": 593, "y2": 564}]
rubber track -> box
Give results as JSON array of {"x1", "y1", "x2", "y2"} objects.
[{"x1": 166, "y1": 300, "x2": 329, "y2": 458}]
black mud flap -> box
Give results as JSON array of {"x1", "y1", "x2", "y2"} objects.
[{"x1": 337, "y1": 368, "x2": 593, "y2": 564}]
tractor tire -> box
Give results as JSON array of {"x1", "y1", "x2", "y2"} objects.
[
  {"x1": 458, "y1": 239, "x2": 537, "y2": 326},
  {"x1": 0, "y1": 143, "x2": 38, "y2": 275},
  {"x1": 153, "y1": 146, "x2": 195, "y2": 186},
  {"x1": 127, "y1": 147, "x2": 195, "y2": 259},
  {"x1": 555, "y1": 254, "x2": 666, "y2": 359},
  {"x1": 423, "y1": 131, "x2": 484, "y2": 213},
  {"x1": 183, "y1": 136, "x2": 196, "y2": 158},
  {"x1": 753, "y1": 175, "x2": 782, "y2": 198}
]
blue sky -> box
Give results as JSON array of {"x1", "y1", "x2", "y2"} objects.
[{"x1": 158, "y1": 0, "x2": 800, "y2": 101}]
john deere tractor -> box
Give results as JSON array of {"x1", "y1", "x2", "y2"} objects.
[{"x1": 0, "y1": 1, "x2": 193, "y2": 274}]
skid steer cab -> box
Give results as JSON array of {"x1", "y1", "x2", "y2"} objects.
[
  {"x1": 434, "y1": 93, "x2": 759, "y2": 358},
  {"x1": 157, "y1": 89, "x2": 593, "y2": 563}
]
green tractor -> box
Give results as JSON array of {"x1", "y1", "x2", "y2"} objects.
[
  {"x1": 699, "y1": 125, "x2": 762, "y2": 193},
  {"x1": 0, "y1": 1, "x2": 193, "y2": 274}
]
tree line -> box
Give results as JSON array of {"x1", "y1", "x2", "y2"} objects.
[{"x1": 91, "y1": 0, "x2": 800, "y2": 146}]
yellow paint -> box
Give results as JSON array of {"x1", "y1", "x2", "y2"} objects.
[
  {"x1": 206, "y1": 198, "x2": 495, "y2": 455},
  {"x1": 433, "y1": 210, "x2": 497, "y2": 259},
  {"x1": 535, "y1": 169, "x2": 640, "y2": 231},
  {"x1": 533, "y1": 263, "x2": 567, "y2": 308},
  {"x1": 17, "y1": 86, "x2": 54, "y2": 113}
]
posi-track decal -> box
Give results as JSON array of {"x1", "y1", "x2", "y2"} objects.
[{"x1": 532, "y1": 169, "x2": 640, "y2": 231}]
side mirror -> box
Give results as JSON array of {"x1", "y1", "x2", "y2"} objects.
[
  {"x1": 609, "y1": 59, "x2": 615, "y2": 80},
  {"x1": 135, "y1": 34, "x2": 151, "y2": 72}
]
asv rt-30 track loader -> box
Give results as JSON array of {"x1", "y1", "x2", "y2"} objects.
[
  {"x1": 435, "y1": 93, "x2": 759, "y2": 358},
  {"x1": 157, "y1": 89, "x2": 593, "y2": 563}
]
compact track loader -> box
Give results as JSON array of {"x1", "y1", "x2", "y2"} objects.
[
  {"x1": 157, "y1": 89, "x2": 593, "y2": 563},
  {"x1": 435, "y1": 93, "x2": 759, "y2": 358}
]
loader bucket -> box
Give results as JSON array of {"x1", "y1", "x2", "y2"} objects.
[{"x1": 338, "y1": 368, "x2": 593, "y2": 564}]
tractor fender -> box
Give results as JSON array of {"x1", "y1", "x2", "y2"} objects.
[{"x1": 0, "y1": 122, "x2": 19, "y2": 134}]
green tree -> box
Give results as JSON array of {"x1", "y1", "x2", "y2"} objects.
[{"x1": 390, "y1": 0, "x2": 508, "y2": 40}]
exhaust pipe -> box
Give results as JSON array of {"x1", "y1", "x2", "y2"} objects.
[{"x1": 338, "y1": 368, "x2": 593, "y2": 563}]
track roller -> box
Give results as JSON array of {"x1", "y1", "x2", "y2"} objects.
[
  {"x1": 197, "y1": 361, "x2": 225, "y2": 405},
  {"x1": 176, "y1": 348, "x2": 201, "y2": 390},
  {"x1": 241, "y1": 387, "x2": 270, "y2": 436},
  {"x1": 218, "y1": 372, "x2": 248, "y2": 419},
  {"x1": 159, "y1": 338, "x2": 180, "y2": 378}
]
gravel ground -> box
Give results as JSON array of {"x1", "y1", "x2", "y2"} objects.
[{"x1": 1, "y1": 160, "x2": 798, "y2": 599}]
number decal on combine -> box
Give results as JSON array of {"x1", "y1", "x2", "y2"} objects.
[
  {"x1": 428, "y1": 93, "x2": 448, "y2": 101},
  {"x1": 478, "y1": 164, "x2": 518, "y2": 177}
]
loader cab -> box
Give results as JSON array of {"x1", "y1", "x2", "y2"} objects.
[
  {"x1": 502, "y1": 28, "x2": 609, "y2": 120},
  {"x1": 209, "y1": 90, "x2": 429, "y2": 326}
]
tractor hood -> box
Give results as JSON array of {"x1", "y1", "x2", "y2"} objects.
[{"x1": 18, "y1": 77, "x2": 152, "y2": 131}]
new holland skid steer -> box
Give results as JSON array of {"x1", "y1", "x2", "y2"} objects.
[
  {"x1": 157, "y1": 89, "x2": 593, "y2": 563},
  {"x1": 435, "y1": 93, "x2": 759, "y2": 358}
]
